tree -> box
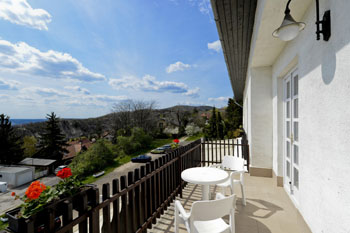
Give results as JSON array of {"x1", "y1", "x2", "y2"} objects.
[
  {"x1": 225, "y1": 98, "x2": 242, "y2": 131},
  {"x1": 22, "y1": 136, "x2": 37, "y2": 157},
  {"x1": 0, "y1": 114, "x2": 24, "y2": 164},
  {"x1": 112, "y1": 100, "x2": 156, "y2": 137},
  {"x1": 208, "y1": 107, "x2": 218, "y2": 138},
  {"x1": 36, "y1": 112, "x2": 68, "y2": 161},
  {"x1": 217, "y1": 111, "x2": 225, "y2": 139}
]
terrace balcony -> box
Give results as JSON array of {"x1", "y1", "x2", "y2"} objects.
[{"x1": 2, "y1": 138, "x2": 311, "y2": 233}]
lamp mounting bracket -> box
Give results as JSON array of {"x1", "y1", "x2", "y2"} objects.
[{"x1": 315, "y1": 0, "x2": 331, "y2": 41}]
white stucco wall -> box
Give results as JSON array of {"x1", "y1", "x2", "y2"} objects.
[
  {"x1": 244, "y1": 67, "x2": 273, "y2": 169},
  {"x1": 269, "y1": 0, "x2": 350, "y2": 232}
]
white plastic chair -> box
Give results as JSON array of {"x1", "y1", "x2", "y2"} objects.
[
  {"x1": 175, "y1": 193, "x2": 236, "y2": 233},
  {"x1": 211, "y1": 156, "x2": 246, "y2": 206}
]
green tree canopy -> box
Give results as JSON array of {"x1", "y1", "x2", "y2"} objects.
[
  {"x1": 36, "y1": 112, "x2": 68, "y2": 161},
  {"x1": 225, "y1": 98, "x2": 243, "y2": 131},
  {"x1": 0, "y1": 114, "x2": 24, "y2": 164},
  {"x1": 22, "y1": 136, "x2": 37, "y2": 157},
  {"x1": 217, "y1": 111, "x2": 224, "y2": 139}
]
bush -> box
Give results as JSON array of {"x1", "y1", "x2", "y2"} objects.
[
  {"x1": 117, "y1": 127, "x2": 152, "y2": 154},
  {"x1": 185, "y1": 123, "x2": 202, "y2": 136},
  {"x1": 70, "y1": 140, "x2": 115, "y2": 177}
]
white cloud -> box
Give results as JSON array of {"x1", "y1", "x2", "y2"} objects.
[
  {"x1": 19, "y1": 86, "x2": 127, "y2": 107},
  {"x1": 64, "y1": 86, "x2": 90, "y2": 95},
  {"x1": 187, "y1": 0, "x2": 212, "y2": 16},
  {"x1": 208, "y1": 40, "x2": 222, "y2": 52},
  {"x1": 198, "y1": 0, "x2": 211, "y2": 15},
  {"x1": 0, "y1": 78, "x2": 20, "y2": 90},
  {"x1": 0, "y1": 39, "x2": 106, "y2": 82},
  {"x1": 0, "y1": 0, "x2": 51, "y2": 30},
  {"x1": 208, "y1": 96, "x2": 230, "y2": 102},
  {"x1": 184, "y1": 87, "x2": 200, "y2": 98},
  {"x1": 166, "y1": 61, "x2": 191, "y2": 73},
  {"x1": 22, "y1": 86, "x2": 69, "y2": 97},
  {"x1": 109, "y1": 74, "x2": 199, "y2": 97}
]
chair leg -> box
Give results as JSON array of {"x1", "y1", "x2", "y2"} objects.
[
  {"x1": 220, "y1": 186, "x2": 226, "y2": 196},
  {"x1": 240, "y1": 182, "x2": 246, "y2": 206},
  {"x1": 175, "y1": 208, "x2": 179, "y2": 233}
]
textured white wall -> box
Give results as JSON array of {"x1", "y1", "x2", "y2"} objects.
[
  {"x1": 270, "y1": 0, "x2": 350, "y2": 232},
  {"x1": 245, "y1": 67, "x2": 273, "y2": 169}
]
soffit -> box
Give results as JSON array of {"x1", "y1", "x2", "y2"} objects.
[{"x1": 251, "y1": 0, "x2": 312, "y2": 67}]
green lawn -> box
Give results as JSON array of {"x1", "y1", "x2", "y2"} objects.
[
  {"x1": 186, "y1": 134, "x2": 204, "y2": 142},
  {"x1": 82, "y1": 138, "x2": 173, "y2": 184}
]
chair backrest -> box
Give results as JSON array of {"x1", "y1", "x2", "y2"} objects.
[
  {"x1": 190, "y1": 194, "x2": 236, "y2": 222},
  {"x1": 221, "y1": 155, "x2": 245, "y2": 171}
]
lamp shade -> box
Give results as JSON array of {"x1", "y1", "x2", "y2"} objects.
[{"x1": 273, "y1": 13, "x2": 305, "y2": 41}]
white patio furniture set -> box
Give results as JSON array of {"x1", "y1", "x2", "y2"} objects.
[{"x1": 175, "y1": 156, "x2": 246, "y2": 233}]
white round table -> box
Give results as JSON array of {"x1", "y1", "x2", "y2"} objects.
[{"x1": 181, "y1": 167, "x2": 229, "y2": 200}]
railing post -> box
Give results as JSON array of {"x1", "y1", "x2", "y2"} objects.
[
  {"x1": 140, "y1": 166, "x2": 147, "y2": 226},
  {"x1": 63, "y1": 199, "x2": 73, "y2": 233},
  {"x1": 111, "y1": 179, "x2": 120, "y2": 233},
  {"x1": 127, "y1": 171, "x2": 136, "y2": 232},
  {"x1": 89, "y1": 187, "x2": 100, "y2": 233},
  {"x1": 78, "y1": 193, "x2": 88, "y2": 233},
  {"x1": 134, "y1": 168, "x2": 142, "y2": 229},
  {"x1": 120, "y1": 176, "x2": 128, "y2": 233},
  {"x1": 102, "y1": 183, "x2": 111, "y2": 233}
]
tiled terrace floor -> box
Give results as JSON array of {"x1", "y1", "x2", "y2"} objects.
[{"x1": 149, "y1": 174, "x2": 311, "y2": 233}]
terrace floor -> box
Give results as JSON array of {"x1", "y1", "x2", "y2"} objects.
[{"x1": 149, "y1": 174, "x2": 312, "y2": 233}]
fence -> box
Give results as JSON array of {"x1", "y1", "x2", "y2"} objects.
[
  {"x1": 5, "y1": 137, "x2": 249, "y2": 233},
  {"x1": 201, "y1": 135, "x2": 250, "y2": 171}
]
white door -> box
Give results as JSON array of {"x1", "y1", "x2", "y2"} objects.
[{"x1": 284, "y1": 69, "x2": 299, "y2": 204}]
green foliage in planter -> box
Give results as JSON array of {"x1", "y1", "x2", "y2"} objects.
[{"x1": 55, "y1": 176, "x2": 82, "y2": 197}]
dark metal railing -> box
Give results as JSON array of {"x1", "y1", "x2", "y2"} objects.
[{"x1": 4, "y1": 137, "x2": 249, "y2": 233}]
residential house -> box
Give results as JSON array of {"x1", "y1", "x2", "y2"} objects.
[
  {"x1": 62, "y1": 139, "x2": 93, "y2": 162},
  {"x1": 211, "y1": 0, "x2": 350, "y2": 232}
]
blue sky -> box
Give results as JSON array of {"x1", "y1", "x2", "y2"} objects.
[{"x1": 0, "y1": 0, "x2": 233, "y2": 118}]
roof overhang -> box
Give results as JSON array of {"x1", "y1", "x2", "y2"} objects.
[
  {"x1": 211, "y1": 0, "x2": 311, "y2": 100},
  {"x1": 211, "y1": 0, "x2": 257, "y2": 101}
]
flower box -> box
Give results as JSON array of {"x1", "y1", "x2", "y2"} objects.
[{"x1": 6, "y1": 184, "x2": 97, "y2": 233}]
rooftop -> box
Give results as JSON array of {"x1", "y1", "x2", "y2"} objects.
[
  {"x1": 0, "y1": 166, "x2": 32, "y2": 173},
  {"x1": 19, "y1": 158, "x2": 56, "y2": 166}
]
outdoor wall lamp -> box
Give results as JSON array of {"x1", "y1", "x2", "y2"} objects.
[{"x1": 273, "y1": 0, "x2": 331, "y2": 41}]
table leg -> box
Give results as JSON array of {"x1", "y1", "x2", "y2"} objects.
[{"x1": 202, "y1": 185, "x2": 209, "y2": 200}]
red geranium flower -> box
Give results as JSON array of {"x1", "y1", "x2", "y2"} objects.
[
  {"x1": 57, "y1": 167, "x2": 72, "y2": 179},
  {"x1": 173, "y1": 139, "x2": 179, "y2": 144},
  {"x1": 11, "y1": 192, "x2": 15, "y2": 196},
  {"x1": 25, "y1": 181, "x2": 46, "y2": 200}
]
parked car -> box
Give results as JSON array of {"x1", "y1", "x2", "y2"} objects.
[
  {"x1": 151, "y1": 144, "x2": 172, "y2": 154},
  {"x1": 131, "y1": 155, "x2": 152, "y2": 163},
  {"x1": 54, "y1": 165, "x2": 67, "y2": 174}
]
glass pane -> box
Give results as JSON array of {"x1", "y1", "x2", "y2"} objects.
[
  {"x1": 287, "y1": 101, "x2": 290, "y2": 118},
  {"x1": 286, "y1": 121, "x2": 290, "y2": 138},
  {"x1": 294, "y1": 145, "x2": 298, "y2": 165},
  {"x1": 286, "y1": 161, "x2": 290, "y2": 178},
  {"x1": 294, "y1": 99, "x2": 298, "y2": 118},
  {"x1": 294, "y1": 122, "x2": 298, "y2": 141},
  {"x1": 287, "y1": 142, "x2": 290, "y2": 158},
  {"x1": 287, "y1": 81, "x2": 290, "y2": 99},
  {"x1": 294, "y1": 75, "x2": 298, "y2": 96},
  {"x1": 294, "y1": 168, "x2": 299, "y2": 189}
]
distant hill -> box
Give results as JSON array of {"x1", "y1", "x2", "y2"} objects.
[{"x1": 14, "y1": 105, "x2": 214, "y2": 139}]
